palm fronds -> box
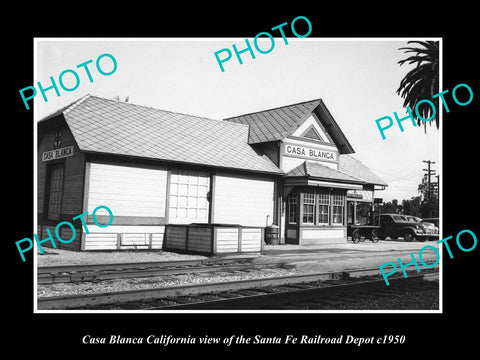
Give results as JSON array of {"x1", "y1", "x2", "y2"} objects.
[{"x1": 396, "y1": 41, "x2": 439, "y2": 130}]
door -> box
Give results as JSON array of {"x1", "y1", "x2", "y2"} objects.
[
  {"x1": 46, "y1": 162, "x2": 64, "y2": 221},
  {"x1": 168, "y1": 170, "x2": 210, "y2": 224}
]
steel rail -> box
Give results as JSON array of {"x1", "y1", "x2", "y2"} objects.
[
  {"x1": 152, "y1": 273, "x2": 439, "y2": 310},
  {"x1": 37, "y1": 262, "x2": 283, "y2": 284},
  {"x1": 37, "y1": 256, "x2": 256, "y2": 274},
  {"x1": 37, "y1": 268, "x2": 388, "y2": 310}
]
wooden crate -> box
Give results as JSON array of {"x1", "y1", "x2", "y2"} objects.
[{"x1": 164, "y1": 224, "x2": 264, "y2": 255}]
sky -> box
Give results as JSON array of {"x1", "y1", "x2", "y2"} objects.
[{"x1": 34, "y1": 38, "x2": 441, "y2": 203}]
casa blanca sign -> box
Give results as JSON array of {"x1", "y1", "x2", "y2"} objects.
[
  {"x1": 283, "y1": 144, "x2": 337, "y2": 162},
  {"x1": 42, "y1": 146, "x2": 74, "y2": 161}
]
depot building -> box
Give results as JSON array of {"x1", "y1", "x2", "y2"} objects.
[{"x1": 37, "y1": 95, "x2": 386, "y2": 254}]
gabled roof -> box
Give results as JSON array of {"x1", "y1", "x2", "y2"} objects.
[
  {"x1": 224, "y1": 98, "x2": 355, "y2": 154},
  {"x1": 39, "y1": 95, "x2": 282, "y2": 175},
  {"x1": 225, "y1": 99, "x2": 320, "y2": 144}
]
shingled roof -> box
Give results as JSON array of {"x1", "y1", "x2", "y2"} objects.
[
  {"x1": 286, "y1": 160, "x2": 365, "y2": 184},
  {"x1": 224, "y1": 98, "x2": 355, "y2": 154},
  {"x1": 39, "y1": 95, "x2": 282, "y2": 174},
  {"x1": 286, "y1": 156, "x2": 387, "y2": 187},
  {"x1": 338, "y1": 155, "x2": 387, "y2": 186},
  {"x1": 225, "y1": 99, "x2": 320, "y2": 144}
]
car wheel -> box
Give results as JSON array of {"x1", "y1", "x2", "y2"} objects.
[{"x1": 404, "y1": 231, "x2": 416, "y2": 242}]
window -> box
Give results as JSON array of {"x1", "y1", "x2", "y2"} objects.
[
  {"x1": 287, "y1": 191, "x2": 298, "y2": 224},
  {"x1": 46, "y1": 162, "x2": 64, "y2": 220},
  {"x1": 302, "y1": 190, "x2": 315, "y2": 224},
  {"x1": 317, "y1": 189, "x2": 330, "y2": 224},
  {"x1": 332, "y1": 191, "x2": 345, "y2": 225},
  {"x1": 292, "y1": 188, "x2": 347, "y2": 226},
  {"x1": 380, "y1": 215, "x2": 392, "y2": 224},
  {"x1": 355, "y1": 202, "x2": 371, "y2": 225},
  {"x1": 54, "y1": 128, "x2": 62, "y2": 149}
]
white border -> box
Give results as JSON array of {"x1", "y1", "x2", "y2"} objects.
[{"x1": 33, "y1": 37, "x2": 443, "y2": 314}]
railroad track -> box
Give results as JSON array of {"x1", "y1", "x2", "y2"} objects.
[
  {"x1": 152, "y1": 272, "x2": 439, "y2": 310},
  {"x1": 37, "y1": 248, "x2": 433, "y2": 284},
  {"x1": 37, "y1": 256, "x2": 258, "y2": 284},
  {"x1": 37, "y1": 267, "x2": 438, "y2": 310}
]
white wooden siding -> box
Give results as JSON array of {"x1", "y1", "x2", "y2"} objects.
[
  {"x1": 215, "y1": 228, "x2": 239, "y2": 253},
  {"x1": 83, "y1": 225, "x2": 165, "y2": 250},
  {"x1": 213, "y1": 173, "x2": 274, "y2": 227},
  {"x1": 87, "y1": 162, "x2": 167, "y2": 217},
  {"x1": 240, "y1": 228, "x2": 262, "y2": 252},
  {"x1": 301, "y1": 228, "x2": 345, "y2": 239}
]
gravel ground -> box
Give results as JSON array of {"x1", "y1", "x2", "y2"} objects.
[
  {"x1": 37, "y1": 265, "x2": 298, "y2": 297},
  {"x1": 37, "y1": 248, "x2": 207, "y2": 266}
]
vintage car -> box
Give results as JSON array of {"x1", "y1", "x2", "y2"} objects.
[
  {"x1": 404, "y1": 215, "x2": 439, "y2": 239},
  {"x1": 378, "y1": 213, "x2": 431, "y2": 242},
  {"x1": 422, "y1": 217, "x2": 439, "y2": 228}
]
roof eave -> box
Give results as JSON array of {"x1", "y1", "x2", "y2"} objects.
[
  {"x1": 284, "y1": 174, "x2": 366, "y2": 185},
  {"x1": 314, "y1": 99, "x2": 355, "y2": 154},
  {"x1": 79, "y1": 149, "x2": 284, "y2": 176}
]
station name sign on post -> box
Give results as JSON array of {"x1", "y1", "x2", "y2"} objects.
[{"x1": 42, "y1": 146, "x2": 73, "y2": 162}]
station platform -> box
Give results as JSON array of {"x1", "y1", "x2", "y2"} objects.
[{"x1": 257, "y1": 240, "x2": 441, "y2": 275}]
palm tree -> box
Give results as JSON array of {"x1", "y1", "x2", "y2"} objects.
[{"x1": 396, "y1": 41, "x2": 439, "y2": 131}]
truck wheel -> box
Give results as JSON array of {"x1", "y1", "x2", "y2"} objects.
[
  {"x1": 352, "y1": 229, "x2": 361, "y2": 244},
  {"x1": 371, "y1": 229, "x2": 379, "y2": 243},
  {"x1": 404, "y1": 230, "x2": 416, "y2": 242}
]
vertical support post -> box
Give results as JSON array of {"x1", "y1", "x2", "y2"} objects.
[
  {"x1": 260, "y1": 227, "x2": 265, "y2": 252},
  {"x1": 238, "y1": 227, "x2": 242, "y2": 253},
  {"x1": 209, "y1": 173, "x2": 216, "y2": 224},
  {"x1": 80, "y1": 161, "x2": 91, "y2": 251},
  {"x1": 212, "y1": 227, "x2": 218, "y2": 255},
  {"x1": 165, "y1": 169, "x2": 171, "y2": 224},
  {"x1": 116, "y1": 233, "x2": 122, "y2": 250},
  {"x1": 299, "y1": 190, "x2": 304, "y2": 226},
  {"x1": 185, "y1": 226, "x2": 190, "y2": 252}
]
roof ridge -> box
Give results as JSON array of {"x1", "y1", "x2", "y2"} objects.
[
  {"x1": 305, "y1": 160, "x2": 365, "y2": 182},
  {"x1": 62, "y1": 93, "x2": 92, "y2": 116},
  {"x1": 332, "y1": 164, "x2": 366, "y2": 182},
  {"x1": 82, "y1": 94, "x2": 253, "y2": 129},
  {"x1": 303, "y1": 160, "x2": 310, "y2": 176},
  {"x1": 339, "y1": 154, "x2": 387, "y2": 185},
  {"x1": 224, "y1": 98, "x2": 322, "y2": 120}
]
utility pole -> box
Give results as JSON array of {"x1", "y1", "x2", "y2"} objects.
[
  {"x1": 422, "y1": 160, "x2": 436, "y2": 217},
  {"x1": 432, "y1": 174, "x2": 439, "y2": 197}
]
